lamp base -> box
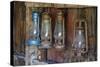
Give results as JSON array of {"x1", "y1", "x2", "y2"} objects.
[{"x1": 39, "y1": 41, "x2": 51, "y2": 48}]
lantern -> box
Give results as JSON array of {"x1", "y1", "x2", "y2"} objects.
[
  {"x1": 40, "y1": 12, "x2": 52, "y2": 48},
  {"x1": 54, "y1": 11, "x2": 65, "y2": 49},
  {"x1": 72, "y1": 19, "x2": 88, "y2": 61}
]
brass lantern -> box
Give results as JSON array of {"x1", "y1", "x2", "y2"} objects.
[
  {"x1": 54, "y1": 11, "x2": 65, "y2": 49},
  {"x1": 40, "y1": 12, "x2": 52, "y2": 48}
]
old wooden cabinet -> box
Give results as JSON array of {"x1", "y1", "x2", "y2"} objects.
[{"x1": 11, "y1": 1, "x2": 97, "y2": 66}]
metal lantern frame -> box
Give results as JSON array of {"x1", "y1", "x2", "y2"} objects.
[{"x1": 73, "y1": 19, "x2": 88, "y2": 53}]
